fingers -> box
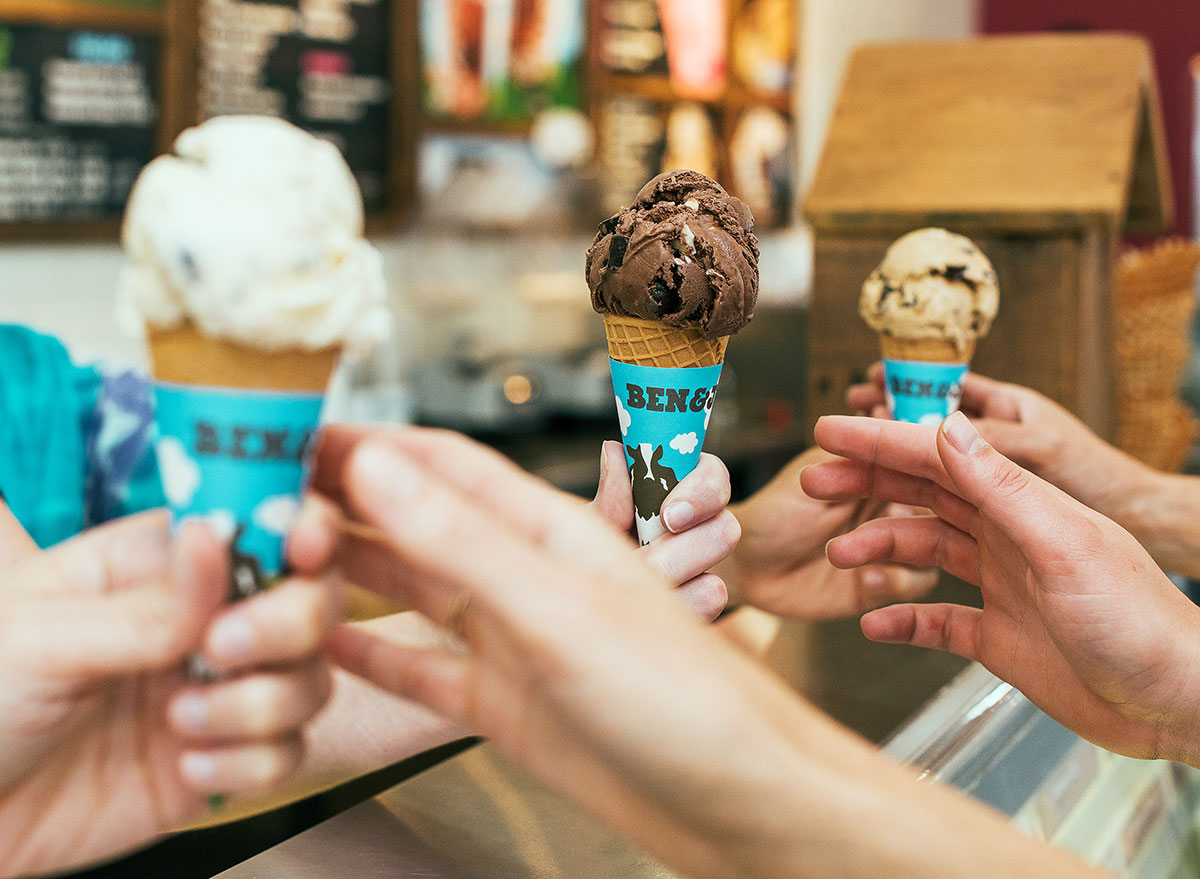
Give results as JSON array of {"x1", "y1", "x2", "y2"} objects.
[
  {"x1": 857, "y1": 564, "x2": 939, "y2": 610},
  {"x1": 662, "y1": 453, "x2": 731, "y2": 533},
  {"x1": 957, "y1": 372, "x2": 1024, "y2": 421},
  {"x1": 198, "y1": 576, "x2": 344, "y2": 675},
  {"x1": 287, "y1": 492, "x2": 343, "y2": 575},
  {"x1": 936, "y1": 412, "x2": 1084, "y2": 552},
  {"x1": 168, "y1": 660, "x2": 333, "y2": 741},
  {"x1": 590, "y1": 441, "x2": 635, "y2": 533},
  {"x1": 178, "y1": 738, "x2": 305, "y2": 797},
  {"x1": 814, "y1": 416, "x2": 952, "y2": 489},
  {"x1": 827, "y1": 516, "x2": 981, "y2": 585},
  {"x1": 673, "y1": 573, "x2": 729, "y2": 621},
  {"x1": 342, "y1": 434, "x2": 647, "y2": 634},
  {"x1": 800, "y1": 457, "x2": 976, "y2": 534},
  {"x1": 860, "y1": 603, "x2": 983, "y2": 661},
  {"x1": 329, "y1": 622, "x2": 470, "y2": 724},
  {"x1": 10, "y1": 519, "x2": 227, "y2": 678},
  {"x1": 641, "y1": 510, "x2": 740, "y2": 587}
]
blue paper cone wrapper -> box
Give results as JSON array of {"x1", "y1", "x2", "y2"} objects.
[
  {"x1": 882, "y1": 359, "x2": 968, "y2": 425},
  {"x1": 609, "y1": 359, "x2": 724, "y2": 545},
  {"x1": 153, "y1": 381, "x2": 325, "y2": 598}
]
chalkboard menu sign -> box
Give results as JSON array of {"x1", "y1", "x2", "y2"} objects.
[
  {"x1": 198, "y1": 0, "x2": 395, "y2": 213},
  {"x1": 0, "y1": 21, "x2": 159, "y2": 222}
]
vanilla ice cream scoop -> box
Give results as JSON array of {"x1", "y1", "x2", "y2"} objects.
[
  {"x1": 859, "y1": 228, "x2": 998, "y2": 357},
  {"x1": 118, "y1": 115, "x2": 390, "y2": 353}
]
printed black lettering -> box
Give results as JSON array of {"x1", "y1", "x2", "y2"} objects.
[
  {"x1": 195, "y1": 422, "x2": 220, "y2": 455},
  {"x1": 646, "y1": 387, "x2": 664, "y2": 412},
  {"x1": 664, "y1": 388, "x2": 689, "y2": 412},
  {"x1": 230, "y1": 426, "x2": 251, "y2": 460},
  {"x1": 261, "y1": 429, "x2": 289, "y2": 461},
  {"x1": 689, "y1": 388, "x2": 709, "y2": 412},
  {"x1": 626, "y1": 383, "x2": 646, "y2": 409}
]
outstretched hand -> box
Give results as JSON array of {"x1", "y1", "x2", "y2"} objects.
[{"x1": 803, "y1": 412, "x2": 1200, "y2": 766}]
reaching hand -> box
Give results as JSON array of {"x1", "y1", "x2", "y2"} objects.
[
  {"x1": 803, "y1": 412, "x2": 1200, "y2": 766},
  {"x1": 847, "y1": 364, "x2": 1200, "y2": 575},
  {"x1": 324, "y1": 427, "x2": 1104, "y2": 879},
  {"x1": 712, "y1": 446, "x2": 936, "y2": 619},
  {"x1": 0, "y1": 510, "x2": 342, "y2": 877},
  {"x1": 313, "y1": 427, "x2": 738, "y2": 622}
]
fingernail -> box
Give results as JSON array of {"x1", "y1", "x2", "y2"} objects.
[
  {"x1": 354, "y1": 441, "x2": 422, "y2": 505},
  {"x1": 664, "y1": 501, "x2": 695, "y2": 532},
  {"x1": 599, "y1": 443, "x2": 609, "y2": 481},
  {"x1": 210, "y1": 616, "x2": 255, "y2": 664},
  {"x1": 941, "y1": 411, "x2": 985, "y2": 456},
  {"x1": 171, "y1": 693, "x2": 210, "y2": 733},
  {"x1": 181, "y1": 752, "x2": 217, "y2": 786}
]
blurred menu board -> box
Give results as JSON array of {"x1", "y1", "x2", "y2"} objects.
[
  {"x1": 0, "y1": 22, "x2": 158, "y2": 222},
  {"x1": 198, "y1": 0, "x2": 393, "y2": 212}
]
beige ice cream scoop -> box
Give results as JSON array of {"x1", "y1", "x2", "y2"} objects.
[{"x1": 859, "y1": 227, "x2": 999, "y2": 360}]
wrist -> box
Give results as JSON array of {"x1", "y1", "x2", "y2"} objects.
[{"x1": 1121, "y1": 470, "x2": 1200, "y2": 578}]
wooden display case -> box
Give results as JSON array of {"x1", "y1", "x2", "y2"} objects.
[{"x1": 803, "y1": 33, "x2": 1173, "y2": 441}]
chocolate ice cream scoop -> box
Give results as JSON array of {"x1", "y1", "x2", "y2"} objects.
[{"x1": 586, "y1": 170, "x2": 759, "y2": 339}]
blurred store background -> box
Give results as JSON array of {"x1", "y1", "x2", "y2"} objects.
[{"x1": 5, "y1": 2, "x2": 1200, "y2": 878}]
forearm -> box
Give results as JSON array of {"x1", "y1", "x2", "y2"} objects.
[
  {"x1": 1117, "y1": 470, "x2": 1200, "y2": 579},
  {"x1": 738, "y1": 690, "x2": 1109, "y2": 879}
]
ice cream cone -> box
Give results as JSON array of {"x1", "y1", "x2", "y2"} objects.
[
  {"x1": 149, "y1": 323, "x2": 340, "y2": 392},
  {"x1": 879, "y1": 335, "x2": 974, "y2": 364},
  {"x1": 603, "y1": 314, "x2": 728, "y2": 368}
]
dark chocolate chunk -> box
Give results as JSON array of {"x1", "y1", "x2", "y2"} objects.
[
  {"x1": 607, "y1": 235, "x2": 629, "y2": 269},
  {"x1": 598, "y1": 215, "x2": 620, "y2": 236},
  {"x1": 180, "y1": 250, "x2": 199, "y2": 281},
  {"x1": 648, "y1": 282, "x2": 681, "y2": 316}
]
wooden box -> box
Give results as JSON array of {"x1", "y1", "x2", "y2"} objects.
[{"x1": 803, "y1": 34, "x2": 1173, "y2": 441}]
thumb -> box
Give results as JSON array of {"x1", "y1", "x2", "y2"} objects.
[
  {"x1": 589, "y1": 441, "x2": 634, "y2": 533},
  {"x1": 21, "y1": 521, "x2": 228, "y2": 680},
  {"x1": 936, "y1": 411, "x2": 1067, "y2": 551},
  {"x1": 0, "y1": 500, "x2": 37, "y2": 572}
]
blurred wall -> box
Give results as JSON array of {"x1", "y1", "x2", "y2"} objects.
[
  {"x1": 798, "y1": 0, "x2": 980, "y2": 195},
  {"x1": 983, "y1": 0, "x2": 1200, "y2": 238}
]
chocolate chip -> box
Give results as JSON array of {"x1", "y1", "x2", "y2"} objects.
[
  {"x1": 180, "y1": 250, "x2": 199, "y2": 281},
  {"x1": 607, "y1": 235, "x2": 629, "y2": 269},
  {"x1": 939, "y1": 265, "x2": 967, "y2": 282},
  {"x1": 598, "y1": 215, "x2": 620, "y2": 236},
  {"x1": 649, "y1": 282, "x2": 681, "y2": 316}
]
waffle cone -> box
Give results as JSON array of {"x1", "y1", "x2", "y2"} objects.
[
  {"x1": 880, "y1": 335, "x2": 974, "y2": 364},
  {"x1": 149, "y1": 324, "x2": 339, "y2": 392},
  {"x1": 603, "y1": 315, "x2": 728, "y2": 368}
]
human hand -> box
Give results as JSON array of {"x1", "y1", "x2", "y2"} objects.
[
  {"x1": 591, "y1": 440, "x2": 738, "y2": 620},
  {"x1": 0, "y1": 509, "x2": 342, "y2": 877},
  {"x1": 325, "y1": 427, "x2": 1103, "y2": 879},
  {"x1": 847, "y1": 364, "x2": 1191, "y2": 568},
  {"x1": 711, "y1": 446, "x2": 936, "y2": 620},
  {"x1": 803, "y1": 412, "x2": 1200, "y2": 766}
]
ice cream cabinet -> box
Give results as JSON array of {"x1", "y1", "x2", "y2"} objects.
[
  {"x1": 885, "y1": 663, "x2": 1200, "y2": 878},
  {"x1": 802, "y1": 33, "x2": 1174, "y2": 443}
]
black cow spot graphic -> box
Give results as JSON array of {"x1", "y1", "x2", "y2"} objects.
[
  {"x1": 626, "y1": 443, "x2": 678, "y2": 523},
  {"x1": 228, "y1": 524, "x2": 269, "y2": 600}
]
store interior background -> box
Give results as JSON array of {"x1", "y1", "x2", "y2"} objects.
[
  {"x1": 8, "y1": 0, "x2": 1200, "y2": 476},
  {"x1": 2, "y1": 1, "x2": 1199, "y2": 876}
]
